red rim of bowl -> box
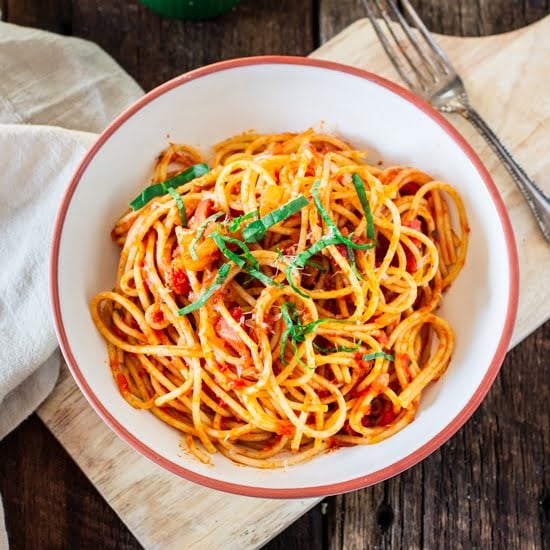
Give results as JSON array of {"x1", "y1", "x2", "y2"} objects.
[{"x1": 50, "y1": 55, "x2": 519, "y2": 499}]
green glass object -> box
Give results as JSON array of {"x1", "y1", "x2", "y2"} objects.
[{"x1": 138, "y1": 0, "x2": 241, "y2": 20}]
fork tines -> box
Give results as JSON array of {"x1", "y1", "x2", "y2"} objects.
[{"x1": 362, "y1": 0, "x2": 456, "y2": 94}]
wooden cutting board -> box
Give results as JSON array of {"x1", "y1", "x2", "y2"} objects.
[{"x1": 38, "y1": 16, "x2": 550, "y2": 550}]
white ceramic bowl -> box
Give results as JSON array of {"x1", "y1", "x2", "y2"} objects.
[{"x1": 50, "y1": 56, "x2": 518, "y2": 498}]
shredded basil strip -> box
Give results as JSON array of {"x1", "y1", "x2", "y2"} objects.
[
  {"x1": 362, "y1": 351, "x2": 395, "y2": 361},
  {"x1": 217, "y1": 234, "x2": 260, "y2": 268},
  {"x1": 313, "y1": 341, "x2": 362, "y2": 354},
  {"x1": 294, "y1": 235, "x2": 341, "y2": 269},
  {"x1": 311, "y1": 180, "x2": 375, "y2": 251},
  {"x1": 279, "y1": 303, "x2": 297, "y2": 364},
  {"x1": 129, "y1": 163, "x2": 209, "y2": 211},
  {"x1": 211, "y1": 232, "x2": 248, "y2": 268},
  {"x1": 351, "y1": 173, "x2": 375, "y2": 241},
  {"x1": 243, "y1": 266, "x2": 282, "y2": 288},
  {"x1": 189, "y1": 211, "x2": 224, "y2": 261},
  {"x1": 167, "y1": 188, "x2": 187, "y2": 227},
  {"x1": 177, "y1": 262, "x2": 231, "y2": 316},
  {"x1": 279, "y1": 302, "x2": 339, "y2": 365},
  {"x1": 286, "y1": 180, "x2": 377, "y2": 297},
  {"x1": 280, "y1": 303, "x2": 307, "y2": 367},
  {"x1": 347, "y1": 248, "x2": 364, "y2": 281},
  {"x1": 228, "y1": 210, "x2": 259, "y2": 232},
  {"x1": 284, "y1": 265, "x2": 309, "y2": 299},
  {"x1": 304, "y1": 259, "x2": 327, "y2": 273},
  {"x1": 211, "y1": 231, "x2": 282, "y2": 288},
  {"x1": 285, "y1": 236, "x2": 340, "y2": 298},
  {"x1": 242, "y1": 195, "x2": 309, "y2": 243}
]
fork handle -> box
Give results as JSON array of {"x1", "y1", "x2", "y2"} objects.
[{"x1": 459, "y1": 106, "x2": 550, "y2": 242}]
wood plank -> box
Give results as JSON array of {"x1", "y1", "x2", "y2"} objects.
[
  {"x1": 0, "y1": 415, "x2": 141, "y2": 549},
  {"x1": 408, "y1": 0, "x2": 550, "y2": 35},
  {"x1": 327, "y1": 321, "x2": 549, "y2": 548},
  {"x1": 1, "y1": 0, "x2": 72, "y2": 34},
  {"x1": 68, "y1": 0, "x2": 315, "y2": 91},
  {"x1": 1, "y1": 2, "x2": 549, "y2": 549},
  {"x1": 313, "y1": 9, "x2": 550, "y2": 549}
]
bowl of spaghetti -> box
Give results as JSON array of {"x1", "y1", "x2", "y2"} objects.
[{"x1": 51, "y1": 56, "x2": 518, "y2": 497}]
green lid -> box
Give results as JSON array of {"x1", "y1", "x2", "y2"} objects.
[{"x1": 138, "y1": 0, "x2": 241, "y2": 20}]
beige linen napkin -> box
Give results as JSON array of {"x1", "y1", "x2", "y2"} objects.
[{"x1": 0, "y1": 21, "x2": 143, "y2": 548}]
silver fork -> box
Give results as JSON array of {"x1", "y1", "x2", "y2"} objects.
[{"x1": 362, "y1": 0, "x2": 550, "y2": 242}]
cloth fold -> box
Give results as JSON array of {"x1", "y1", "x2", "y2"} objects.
[{"x1": 0, "y1": 20, "x2": 143, "y2": 548}]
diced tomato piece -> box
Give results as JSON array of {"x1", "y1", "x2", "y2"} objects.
[
  {"x1": 343, "y1": 421, "x2": 359, "y2": 436},
  {"x1": 229, "y1": 306, "x2": 244, "y2": 326},
  {"x1": 405, "y1": 247, "x2": 417, "y2": 273},
  {"x1": 335, "y1": 243, "x2": 349, "y2": 259},
  {"x1": 403, "y1": 218, "x2": 422, "y2": 233},
  {"x1": 152, "y1": 309, "x2": 164, "y2": 324},
  {"x1": 231, "y1": 378, "x2": 247, "y2": 390},
  {"x1": 396, "y1": 353, "x2": 411, "y2": 367},
  {"x1": 380, "y1": 409, "x2": 398, "y2": 426},
  {"x1": 400, "y1": 182, "x2": 421, "y2": 195},
  {"x1": 168, "y1": 261, "x2": 191, "y2": 295},
  {"x1": 190, "y1": 199, "x2": 214, "y2": 228},
  {"x1": 116, "y1": 373, "x2": 129, "y2": 394},
  {"x1": 277, "y1": 422, "x2": 295, "y2": 436},
  {"x1": 215, "y1": 316, "x2": 249, "y2": 358}
]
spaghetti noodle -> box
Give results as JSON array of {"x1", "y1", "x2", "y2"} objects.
[{"x1": 90, "y1": 129, "x2": 469, "y2": 468}]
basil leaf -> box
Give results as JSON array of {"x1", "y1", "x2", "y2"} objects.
[
  {"x1": 313, "y1": 341, "x2": 362, "y2": 354},
  {"x1": 167, "y1": 188, "x2": 187, "y2": 227},
  {"x1": 242, "y1": 195, "x2": 308, "y2": 243},
  {"x1": 211, "y1": 231, "x2": 282, "y2": 288},
  {"x1": 228, "y1": 210, "x2": 259, "y2": 232},
  {"x1": 177, "y1": 262, "x2": 231, "y2": 315},
  {"x1": 351, "y1": 173, "x2": 375, "y2": 241},
  {"x1": 362, "y1": 351, "x2": 394, "y2": 361},
  {"x1": 279, "y1": 302, "x2": 342, "y2": 367},
  {"x1": 311, "y1": 180, "x2": 375, "y2": 251},
  {"x1": 130, "y1": 163, "x2": 209, "y2": 211}
]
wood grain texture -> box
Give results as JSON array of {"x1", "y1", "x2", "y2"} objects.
[
  {"x1": 311, "y1": 15, "x2": 550, "y2": 549},
  {"x1": 1, "y1": 1, "x2": 549, "y2": 549},
  {"x1": 70, "y1": 0, "x2": 314, "y2": 91}
]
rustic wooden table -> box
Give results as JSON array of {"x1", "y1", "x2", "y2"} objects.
[{"x1": 1, "y1": 1, "x2": 548, "y2": 548}]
